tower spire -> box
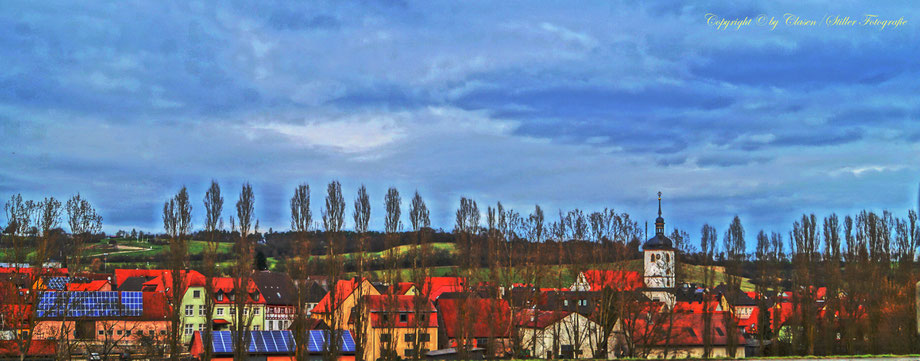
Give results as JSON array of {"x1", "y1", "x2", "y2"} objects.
[{"x1": 655, "y1": 191, "x2": 664, "y2": 236}]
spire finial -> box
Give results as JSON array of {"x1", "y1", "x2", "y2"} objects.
[{"x1": 657, "y1": 191, "x2": 662, "y2": 217}]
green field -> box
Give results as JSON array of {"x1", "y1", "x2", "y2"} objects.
[{"x1": 3, "y1": 240, "x2": 752, "y2": 290}]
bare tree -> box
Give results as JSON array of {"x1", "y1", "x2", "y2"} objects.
[
  {"x1": 202, "y1": 181, "x2": 223, "y2": 361},
  {"x1": 382, "y1": 187, "x2": 401, "y2": 361},
  {"x1": 232, "y1": 183, "x2": 258, "y2": 361},
  {"x1": 408, "y1": 191, "x2": 434, "y2": 359},
  {"x1": 322, "y1": 181, "x2": 345, "y2": 361},
  {"x1": 163, "y1": 187, "x2": 192, "y2": 361},
  {"x1": 352, "y1": 185, "x2": 371, "y2": 361},
  {"x1": 699, "y1": 223, "x2": 717, "y2": 358},
  {"x1": 2, "y1": 194, "x2": 39, "y2": 361},
  {"x1": 291, "y1": 183, "x2": 313, "y2": 361}
]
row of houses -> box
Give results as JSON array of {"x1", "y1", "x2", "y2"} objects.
[{"x1": 0, "y1": 202, "x2": 848, "y2": 359}]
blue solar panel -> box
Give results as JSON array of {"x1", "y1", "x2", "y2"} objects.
[
  {"x1": 36, "y1": 291, "x2": 144, "y2": 318},
  {"x1": 210, "y1": 330, "x2": 347, "y2": 355},
  {"x1": 212, "y1": 331, "x2": 233, "y2": 354},
  {"x1": 341, "y1": 330, "x2": 356, "y2": 353},
  {"x1": 306, "y1": 330, "x2": 354, "y2": 353}
]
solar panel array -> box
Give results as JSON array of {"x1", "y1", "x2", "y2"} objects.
[
  {"x1": 46, "y1": 277, "x2": 70, "y2": 290},
  {"x1": 36, "y1": 291, "x2": 143, "y2": 318},
  {"x1": 210, "y1": 330, "x2": 355, "y2": 354}
]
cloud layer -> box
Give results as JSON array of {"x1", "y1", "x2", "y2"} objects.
[{"x1": 1, "y1": 1, "x2": 919, "y2": 242}]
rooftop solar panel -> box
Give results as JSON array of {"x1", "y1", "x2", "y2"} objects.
[
  {"x1": 36, "y1": 291, "x2": 143, "y2": 318},
  {"x1": 209, "y1": 330, "x2": 349, "y2": 355}
]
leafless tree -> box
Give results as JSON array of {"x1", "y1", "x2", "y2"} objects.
[
  {"x1": 322, "y1": 180, "x2": 345, "y2": 361},
  {"x1": 699, "y1": 223, "x2": 717, "y2": 357},
  {"x1": 232, "y1": 183, "x2": 258, "y2": 361},
  {"x1": 291, "y1": 183, "x2": 313, "y2": 361},
  {"x1": 202, "y1": 181, "x2": 223, "y2": 361},
  {"x1": 408, "y1": 191, "x2": 433, "y2": 359},
  {"x1": 163, "y1": 186, "x2": 192, "y2": 361},
  {"x1": 2, "y1": 194, "x2": 39, "y2": 361},
  {"x1": 352, "y1": 185, "x2": 370, "y2": 361}
]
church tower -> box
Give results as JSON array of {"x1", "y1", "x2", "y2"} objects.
[{"x1": 643, "y1": 191, "x2": 676, "y2": 305}]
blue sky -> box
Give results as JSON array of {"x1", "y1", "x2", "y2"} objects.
[{"x1": 1, "y1": 1, "x2": 919, "y2": 242}]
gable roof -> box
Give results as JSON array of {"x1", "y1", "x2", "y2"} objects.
[
  {"x1": 66, "y1": 279, "x2": 111, "y2": 291},
  {"x1": 514, "y1": 309, "x2": 571, "y2": 329},
  {"x1": 311, "y1": 278, "x2": 375, "y2": 314},
  {"x1": 362, "y1": 295, "x2": 438, "y2": 328},
  {"x1": 579, "y1": 270, "x2": 643, "y2": 292},
  {"x1": 0, "y1": 340, "x2": 57, "y2": 357},
  {"x1": 436, "y1": 297, "x2": 511, "y2": 338},
  {"x1": 251, "y1": 271, "x2": 297, "y2": 305},
  {"x1": 117, "y1": 276, "x2": 152, "y2": 291},
  {"x1": 626, "y1": 312, "x2": 744, "y2": 347}
]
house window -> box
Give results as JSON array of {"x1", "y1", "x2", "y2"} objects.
[
  {"x1": 160, "y1": 330, "x2": 167, "y2": 335},
  {"x1": 199, "y1": 305, "x2": 205, "y2": 316},
  {"x1": 405, "y1": 333, "x2": 416, "y2": 342},
  {"x1": 184, "y1": 324, "x2": 193, "y2": 335},
  {"x1": 578, "y1": 299, "x2": 587, "y2": 306},
  {"x1": 193, "y1": 290, "x2": 201, "y2": 298},
  {"x1": 419, "y1": 333, "x2": 430, "y2": 342},
  {"x1": 254, "y1": 308, "x2": 259, "y2": 315},
  {"x1": 185, "y1": 305, "x2": 194, "y2": 316},
  {"x1": 420, "y1": 313, "x2": 427, "y2": 322},
  {"x1": 399, "y1": 313, "x2": 408, "y2": 323},
  {"x1": 268, "y1": 320, "x2": 274, "y2": 330},
  {"x1": 98, "y1": 330, "x2": 104, "y2": 336},
  {"x1": 563, "y1": 300, "x2": 569, "y2": 306},
  {"x1": 253, "y1": 325, "x2": 260, "y2": 331},
  {"x1": 230, "y1": 307, "x2": 236, "y2": 315},
  {"x1": 217, "y1": 293, "x2": 224, "y2": 301},
  {"x1": 217, "y1": 308, "x2": 224, "y2": 316},
  {"x1": 199, "y1": 324, "x2": 205, "y2": 331},
  {"x1": 117, "y1": 330, "x2": 123, "y2": 335},
  {"x1": 380, "y1": 334, "x2": 391, "y2": 343},
  {"x1": 125, "y1": 330, "x2": 131, "y2": 336}
]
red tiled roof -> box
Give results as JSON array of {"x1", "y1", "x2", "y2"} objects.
[
  {"x1": 581, "y1": 270, "x2": 643, "y2": 291},
  {"x1": 66, "y1": 279, "x2": 111, "y2": 291},
  {"x1": 0, "y1": 340, "x2": 57, "y2": 357},
  {"x1": 141, "y1": 291, "x2": 170, "y2": 320},
  {"x1": 437, "y1": 297, "x2": 511, "y2": 338},
  {"x1": 423, "y1": 277, "x2": 465, "y2": 301},
  {"x1": 141, "y1": 270, "x2": 206, "y2": 296},
  {"x1": 363, "y1": 295, "x2": 438, "y2": 328},
  {"x1": 626, "y1": 312, "x2": 744, "y2": 347},
  {"x1": 514, "y1": 309, "x2": 570, "y2": 329},
  {"x1": 212, "y1": 277, "x2": 263, "y2": 304},
  {"x1": 311, "y1": 278, "x2": 366, "y2": 314},
  {"x1": 673, "y1": 300, "x2": 721, "y2": 314},
  {"x1": 0, "y1": 267, "x2": 68, "y2": 278}
]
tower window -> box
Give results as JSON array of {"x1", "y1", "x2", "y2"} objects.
[{"x1": 665, "y1": 253, "x2": 670, "y2": 262}]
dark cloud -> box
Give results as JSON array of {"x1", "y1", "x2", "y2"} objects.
[{"x1": 0, "y1": 0, "x2": 918, "y2": 242}]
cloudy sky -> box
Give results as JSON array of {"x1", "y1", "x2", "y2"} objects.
[{"x1": 2, "y1": 1, "x2": 919, "y2": 242}]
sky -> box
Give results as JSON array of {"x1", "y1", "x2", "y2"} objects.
[{"x1": 1, "y1": 1, "x2": 919, "y2": 243}]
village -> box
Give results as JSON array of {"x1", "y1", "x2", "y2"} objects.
[{"x1": 4, "y1": 196, "x2": 913, "y2": 361}]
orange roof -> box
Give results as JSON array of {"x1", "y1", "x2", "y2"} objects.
[
  {"x1": 0, "y1": 340, "x2": 57, "y2": 357},
  {"x1": 363, "y1": 295, "x2": 438, "y2": 328},
  {"x1": 212, "y1": 277, "x2": 263, "y2": 304},
  {"x1": 311, "y1": 278, "x2": 366, "y2": 314},
  {"x1": 581, "y1": 270, "x2": 643, "y2": 291},
  {"x1": 437, "y1": 297, "x2": 511, "y2": 338},
  {"x1": 141, "y1": 270, "x2": 206, "y2": 296},
  {"x1": 66, "y1": 279, "x2": 111, "y2": 291}
]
